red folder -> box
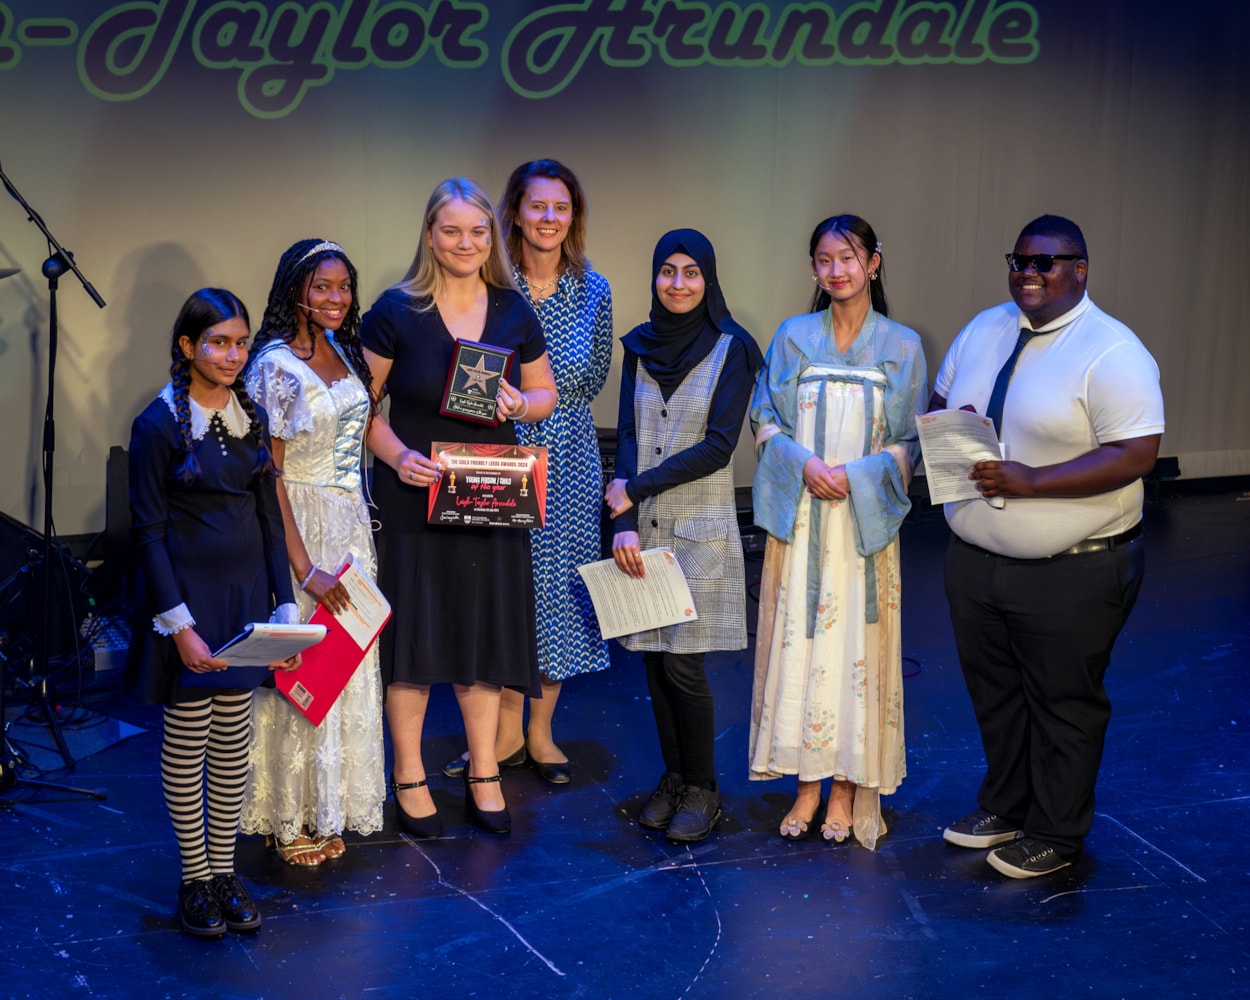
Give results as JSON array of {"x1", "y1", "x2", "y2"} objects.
[{"x1": 274, "y1": 556, "x2": 391, "y2": 726}]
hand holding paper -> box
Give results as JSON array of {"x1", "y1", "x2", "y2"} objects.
[
  {"x1": 276, "y1": 555, "x2": 392, "y2": 726},
  {"x1": 578, "y1": 548, "x2": 698, "y2": 640},
  {"x1": 916, "y1": 409, "x2": 1006, "y2": 508}
]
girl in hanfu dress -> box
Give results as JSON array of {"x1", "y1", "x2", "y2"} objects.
[{"x1": 748, "y1": 215, "x2": 927, "y2": 849}]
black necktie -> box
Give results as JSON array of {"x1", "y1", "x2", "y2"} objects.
[{"x1": 985, "y1": 329, "x2": 1034, "y2": 435}]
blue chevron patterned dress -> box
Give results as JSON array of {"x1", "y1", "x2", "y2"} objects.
[{"x1": 514, "y1": 265, "x2": 614, "y2": 681}]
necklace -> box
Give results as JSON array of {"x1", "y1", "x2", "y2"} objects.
[
  {"x1": 521, "y1": 268, "x2": 560, "y2": 305},
  {"x1": 290, "y1": 336, "x2": 316, "y2": 361}
]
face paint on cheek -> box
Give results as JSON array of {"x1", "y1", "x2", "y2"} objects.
[{"x1": 201, "y1": 343, "x2": 215, "y2": 357}]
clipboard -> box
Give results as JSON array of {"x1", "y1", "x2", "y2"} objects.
[
  {"x1": 179, "y1": 622, "x2": 328, "y2": 690},
  {"x1": 274, "y1": 555, "x2": 392, "y2": 726}
]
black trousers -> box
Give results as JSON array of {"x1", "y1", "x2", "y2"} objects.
[
  {"x1": 643, "y1": 651, "x2": 716, "y2": 788},
  {"x1": 944, "y1": 533, "x2": 1145, "y2": 858}
]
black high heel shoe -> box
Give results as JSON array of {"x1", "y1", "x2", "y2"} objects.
[
  {"x1": 390, "y1": 772, "x2": 442, "y2": 839},
  {"x1": 463, "y1": 772, "x2": 511, "y2": 834},
  {"x1": 443, "y1": 743, "x2": 527, "y2": 779}
]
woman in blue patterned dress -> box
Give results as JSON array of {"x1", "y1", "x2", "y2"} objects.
[{"x1": 443, "y1": 160, "x2": 613, "y2": 784}]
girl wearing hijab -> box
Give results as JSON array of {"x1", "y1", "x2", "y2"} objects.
[{"x1": 605, "y1": 229, "x2": 763, "y2": 843}]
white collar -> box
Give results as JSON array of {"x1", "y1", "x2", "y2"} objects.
[
  {"x1": 159, "y1": 383, "x2": 250, "y2": 441},
  {"x1": 1019, "y1": 292, "x2": 1092, "y2": 335}
]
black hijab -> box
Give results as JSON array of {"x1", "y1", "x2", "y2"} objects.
[{"x1": 621, "y1": 229, "x2": 762, "y2": 392}]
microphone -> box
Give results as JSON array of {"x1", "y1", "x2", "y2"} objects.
[{"x1": 297, "y1": 303, "x2": 324, "y2": 313}]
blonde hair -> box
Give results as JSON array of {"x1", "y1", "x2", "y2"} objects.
[{"x1": 393, "y1": 177, "x2": 518, "y2": 308}]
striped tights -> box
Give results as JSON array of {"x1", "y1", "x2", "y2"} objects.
[{"x1": 161, "y1": 691, "x2": 253, "y2": 883}]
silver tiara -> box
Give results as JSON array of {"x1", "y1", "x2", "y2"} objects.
[{"x1": 297, "y1": 241, "x2": 344, "y2": 266}]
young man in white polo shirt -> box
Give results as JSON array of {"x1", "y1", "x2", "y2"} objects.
[{"x1": 930, "y1": 214, "x2": 1165, "y2": 878}]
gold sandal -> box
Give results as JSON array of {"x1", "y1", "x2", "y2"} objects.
[{"x1": 315, "y1": 834, "x2": 346, "y2": 859}]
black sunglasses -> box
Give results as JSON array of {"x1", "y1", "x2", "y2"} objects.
[{"x1": 1005, "y1": 253, "x2": 1082, "y2": 273}]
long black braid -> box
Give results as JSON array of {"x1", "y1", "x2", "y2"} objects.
[
  {"x1": 168, "y1": 287, "x2": 274, "y2": 484},
  {"x1": 247, "y1": 239, "x2": 376, "y2": 412}
]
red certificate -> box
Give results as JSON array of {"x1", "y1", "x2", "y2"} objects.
[{"x1": 427, "y1": 442, "x2": 548, "y2": 528}]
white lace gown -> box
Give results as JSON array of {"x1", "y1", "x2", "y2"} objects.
[{"x1": 240, "y1": 341, "x2": 385, "y2": 842}]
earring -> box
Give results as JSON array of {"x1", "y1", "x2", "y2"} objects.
[
  {"x1": 869, "y1": 271, "x2": 878, "y2": 281},
  {"x1": 810, "y1": 273, "x2": 818, "y2": 282}
]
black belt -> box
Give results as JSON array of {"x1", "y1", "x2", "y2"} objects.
[
  {"x1": 1057, "y1": 522, "x2": 1142, "y2": 557},
  {"x1": 958, "y1": 522, "x2": 1142, "y2": 561}
]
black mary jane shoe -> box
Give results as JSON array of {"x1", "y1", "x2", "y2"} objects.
[
  {"x1": 390, "y1": 772, "x2": 443, "y2": 839},
  {"x1": 464, "y1": 772, "x2": 511, "y2": 834},
  {"x1": 531, "y1": 758, "x2": 572, "y2": 785},
  {"x1": 210, "y1": 873, "x2": 262, "y2": 932},
  {"x1": 177, "y1": 878, "x2": 226, "y2": 939},
  {"x1": 443, "y1": 743, "x2": 527, "y2": 779}
]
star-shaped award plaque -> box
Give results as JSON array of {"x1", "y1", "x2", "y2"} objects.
[{"x1": 440, "y1": 339, "x2": 515, "y2": 425}]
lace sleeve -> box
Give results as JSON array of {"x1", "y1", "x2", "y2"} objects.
[{"x1": 245, "y1": 352, "x2": 314, "y2": 440}]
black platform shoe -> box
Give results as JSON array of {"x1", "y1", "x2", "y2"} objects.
[
  {"x1": 390, "y1": 772, "x2": 442, "y2": 839},
  {"x1": 210, "y1": 873, "x2": 262, "y2": 932},
  {"x1": 464, "y1": 772, "x2": 511, "y2": 834},
  {"x1": 177, "y1": 878, "x2": 226, "y2": 939}
]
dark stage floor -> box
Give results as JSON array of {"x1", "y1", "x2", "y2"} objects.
[{"x1": 2, "y1": 480, "x2": 1247, "y2": 999}]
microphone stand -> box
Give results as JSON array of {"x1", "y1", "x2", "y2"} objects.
[
  {"x1": 0, "y1": 631, "x2": 105, "y2": 800},
  {"x1": 0, "y1": 162, "x2": 107, "y2": 790}
]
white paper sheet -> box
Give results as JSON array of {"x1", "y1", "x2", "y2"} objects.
[
  {"x1": 577, "y1": 548, "x2": 698, "y2": 640},
  {"x1": 330, "y1": 555, "x2": 391, "y2": 649},
  {"x1": 917, "y1": 409, "x2": 1006, "y2": 508}
]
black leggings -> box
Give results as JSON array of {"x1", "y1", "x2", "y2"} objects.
[{"x1": 643, "y1": 651, "x2": 715, "y2": 788}]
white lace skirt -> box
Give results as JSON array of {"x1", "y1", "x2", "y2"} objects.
[{"x1": 240, "y1": 484, "x2": 385, "y2": 840}]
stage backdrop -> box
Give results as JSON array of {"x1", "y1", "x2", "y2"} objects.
[{"x1": 0, "y1": 0, "x2": 1246, "y2": 536}]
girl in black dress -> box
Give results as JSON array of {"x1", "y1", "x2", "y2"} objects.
[
  {"x1": 361, "y1": 178, "x2": 557, "y2": 836},
  {"x1": 129, "y1": 288, "x2": 300, "y2": 937}
]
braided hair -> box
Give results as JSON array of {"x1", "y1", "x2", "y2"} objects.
[
  {"x1": 168, "y1": 288, "x2": 274, "y2": 484},
  {"x1": 248, "y1": 239, "x2": 376, "y2": 411},
  {"x1": 807, "y1": 214, "x2": 889, "y2": 317}
]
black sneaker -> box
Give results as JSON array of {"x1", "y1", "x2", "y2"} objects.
[
  {"x1": 177, "y1": 879, "x2": 226, "y2": 938},
  {"x1": 666, "y1": 785, "x2": 722, "y2": 843},
  {"x1": 210, "y1": 873, "x2": 262, "y2": 931},
  {"x1": 987, "y1": 837, "x2": 1072, "y2": 879},
  {"x1": 639, "y1": 772, "x2": 684, "y2": 830},
  {"x1": 943, "y1": 809, "x2": 1022, "y2": 848}
]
